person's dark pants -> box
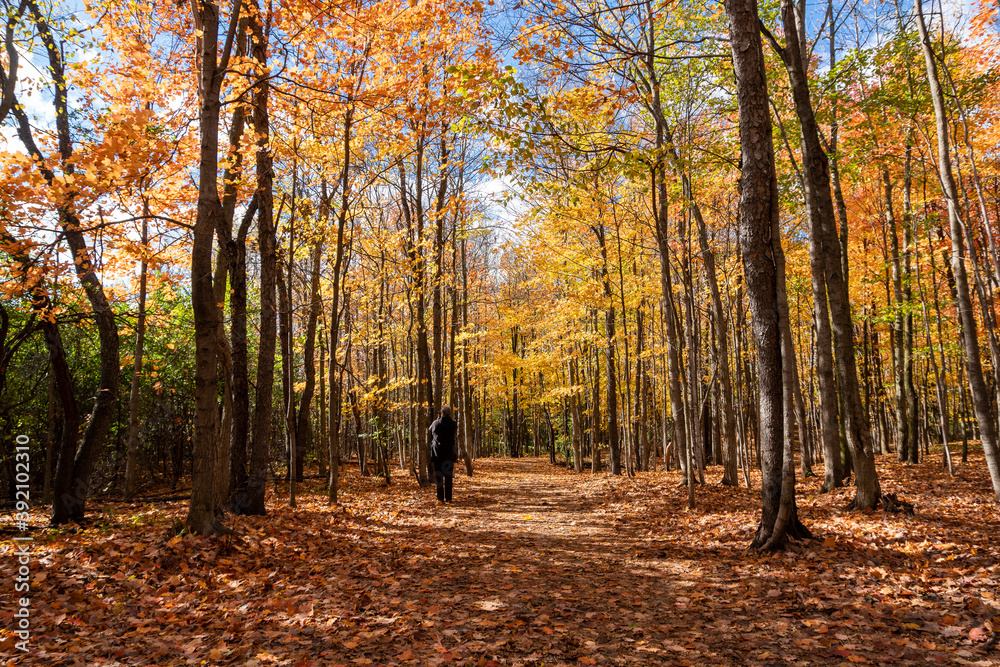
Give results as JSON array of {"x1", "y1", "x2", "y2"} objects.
[{"x1": 434, "y1": 460, "x2": 454, "y2": 502}]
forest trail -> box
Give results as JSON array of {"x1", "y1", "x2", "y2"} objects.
[{"x1": 12, "y1": 455, "x2": 1000, "y2": 666}]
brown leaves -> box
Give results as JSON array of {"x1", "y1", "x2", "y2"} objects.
[{"x1": 6, "y1": 455, "x2": 1000, "y2": 665}]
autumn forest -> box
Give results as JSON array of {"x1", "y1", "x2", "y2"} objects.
[{"x1": 2, "y1": 0, "x2": 1000, "y2": 664}]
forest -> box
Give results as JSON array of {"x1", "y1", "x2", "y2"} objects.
[{"x1": 2, "y1": 0, "x2": 1000, "y2": 664}]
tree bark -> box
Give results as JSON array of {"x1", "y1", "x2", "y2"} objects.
[
  {"x1": 724, "y1": 0, "x2": 805, "y2": 549},
  {"x1": 124, "y1": 211, "x2": 149, "y2": 498},
  {"x1": 915, "y1": 0, "x2": 1000, "y2": 500},
  {"x1": 459, "y1": 231, "x2": 475, "y2": 476},
  {"x1": 772, "y1": 0, "x2": 880, "y2": 508},
  {"x1": 294, "y1": 239, "x2": 324, "y2": 481},
  {"x1": 594, "y1": 225, "x2": 621, "y2": 475},
  {"x1": 185, "y1": 0, "x2": 242, "y2": 534},
  {"x1": 885, "y1": 167, "x2": 911, "y2": 463},
  {"x1": 245, "y1": 0, "x2": 276, "y2": 516},
  {"x1": 14, "y1": 2, "x2": 121, "y2": 525}
]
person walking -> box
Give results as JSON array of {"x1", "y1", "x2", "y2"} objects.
[{"x1": 428, "y1": 405, "x2": 458, "y2": 503}]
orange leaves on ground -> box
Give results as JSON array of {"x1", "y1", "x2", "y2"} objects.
[{"x1": 4, "y1": 454, "x2": 1000, "y2": 665}]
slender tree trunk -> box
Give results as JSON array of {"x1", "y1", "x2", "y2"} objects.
[
  {"x1": 294, "y1": 240, "x2": 324, "y2": 482},
  {"x1": 914, "y1": 199, "x2": 953, "y2": 473},
  {"x1": 459, "y1": 232, "x2": 474, "y2": 475},
  {"x1": 245, "y1": 0, "x2": 276, "y2": 516},
  {"x1": 901, "y1": 146, "x2": 919, "y2": 465},
  {"x1": 278, "y1": 260, "x2": 296, "y2": 506},
  {"x1": 318, "y1": 318, "x2": 328, "y2": 479},
  {"x1": 651, "y1": 186, "x2": 688, "y2": 480},
  {"x1": 569, "y1": 355, "x2": 584, "y2": 473},
  {"x1": 885, "y1": 167, "x2": 911, "y2": 463},
  {"x1": 404, "y1": 135, "x2": 434, "y2": 484},
  {"x1": 15, "y1": 2, "x2": 121, "y2": 525},
  {"x1": 595, "y1": 225, "x2": 621, "y2": 475},
  {"x1": 656, "y1": 123, "x2": 738, "y2": 486},
  {"x1": 915, "y1": 0, "x2": 1000, "y2": 500},
  {"x1": 774, "y1": 0, "x2": 880, "y2": 507},
  {"x1": 124, "y1": 213, "x2": 149, "y2": 498}
]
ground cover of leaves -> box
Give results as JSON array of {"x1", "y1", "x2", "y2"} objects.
[{"x1": 3, "y1": 452, "x2": 1000, "y2": 666}]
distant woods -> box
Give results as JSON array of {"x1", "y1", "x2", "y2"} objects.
[{"x1": 2, "y1": 0, "x2": 1000, "y2": 547}]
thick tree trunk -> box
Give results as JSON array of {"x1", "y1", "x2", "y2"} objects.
[
  {"x1": 725, "y1": 0, "x2": 804, "y2": 549},
  {"x1": 228, "y1": 198, "x2": 256, "y2": 508},
  {"x1": 43, "y1": 320, "x2": 81, "y2": 521},
  {"x1": 218, "y1": 70, "x2": 250, "y2": 507},
  {"x1": 186, "y1": 0, "x2": 237, "y2": 535},
  {"x1": 771, "y1": 163, "x2": 813, "y2": 549}
]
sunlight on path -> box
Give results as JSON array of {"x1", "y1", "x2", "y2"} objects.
[{"x1": 24, "y1": 455, "x2": 1000, "y2": 666}]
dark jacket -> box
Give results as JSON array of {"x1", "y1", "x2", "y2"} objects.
[{"x1": 428, "y1": 415, "x2": 458, "y2": 463}]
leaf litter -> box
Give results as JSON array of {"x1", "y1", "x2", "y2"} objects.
[{"x1": 3, "y1": 453, "x2": 1000, "y2": 666}]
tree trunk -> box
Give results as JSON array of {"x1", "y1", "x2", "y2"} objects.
[
  {"x1": 185, "y1": 0, "x2": 238, "y2": 534},
  {"x1": 14, "y1": 3, "x2": 121, "y2": 526},
  {"x1": 459, "y1": 232, "x2": 475, "y2": 476},
  {"x1": 278, "y1": 261, "x2": 296, "y2": 506},
  {"x1": 901, "y1": 148, "x2": 919, "y2": 466},
  {"x1": 775, "y1": 0, "x2": 880, "y2": 508},
  {"x1": 725, "y1": 0, "x2": 805, "y2": 549},
  {"x1": 594, "y1": 225, "x2": 621, "y2": 475},
  {"x1": 245, "y1": 0, "x2": 276, "y2": 516},
  {"x1": 318, "y1": 319, "x2": 328, "y2": 479},
  {"x1": 915, "y1": 0, "x2": 1000, "y2": 500},
  {"x1": 569, "y1": 355, "x2": 584, "y2": 473},
  {"x1": 227, "y1": 198, "x2": 256, "y2": 508},
  {"x1": 294, "y1": 240, "x2": 324, "y2": 482},
  {"x1": 43, "y1": 320, "x2": 81, "y2": 521},
  {"x1": 885, "y1": 166, "x2": 911, "y2": 463},
  {"x1": 124, "y1": 213, "x2": 149, "y2": 498}
]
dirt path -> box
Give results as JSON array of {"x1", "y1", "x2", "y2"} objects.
[
  {"x1": 383, "y1": 458, "x2": 767, "y2": 666},
  {"x1": 18, "y1": 455, "x2": 1000, "y2": 666},
  {"x1": 309, "y1": 457, "x2": 998, "y2": 666}
]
